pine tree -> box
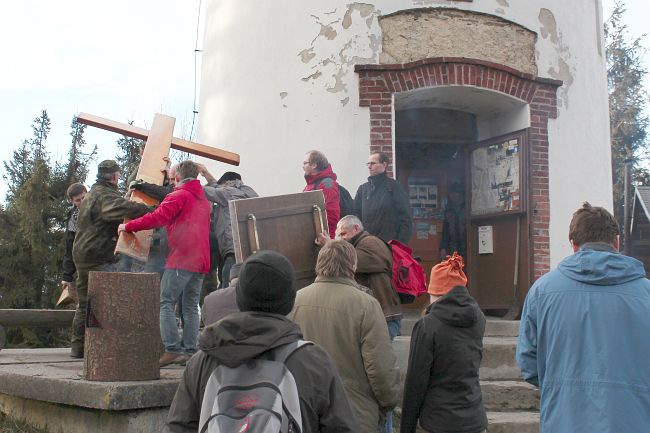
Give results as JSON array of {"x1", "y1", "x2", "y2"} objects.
[
  {"x1": 63, "y1": 116, "x2": 96, "y2": 185},
  {"x1": 29, "y1": 110, "x2": 51, "y2": 162},
  {"x1": 0, "y1": 110, "x2": 88, "y2": 347},
  {"x1": 3, "y1": 141, "x2": 32, "y2": 203},
  {"x1": 115, "y1": 121, "x2": 145, "y2": 192},
  {"x1": 51, "y1": 116, "x2": 97, "y2": 200},
  {"x1": 605, "y1": 2, "x2": 649, "y2": 232}
]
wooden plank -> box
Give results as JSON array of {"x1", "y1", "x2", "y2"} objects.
[
  {"x1": 76, "y1": 112, "x2": 240, "y2": 165},
  {"x1": 76, "y1": 112, "x2": 149, "y2": 141},
  {"x1": 135, "y1": 113, "x2": 175, "y2": 185},
  {"x1": 114, "y1": 114, "x2": 175, "y2": 261},
  {"x1": 172, "y1": 137, "x2": 240, "y2": 166},
  {"x1": 0, "y1": 310, "x2": 75, "y2": 327}
]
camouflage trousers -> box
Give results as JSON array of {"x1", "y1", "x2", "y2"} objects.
[{"x1": 70, "y1": 262, "x2": 116, "y2": 356}]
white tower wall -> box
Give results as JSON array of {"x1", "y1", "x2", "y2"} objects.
[{"x1": 198, "y1": 0, "x2": 612, "y2": 267}]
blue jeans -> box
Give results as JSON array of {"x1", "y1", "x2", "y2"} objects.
[
  {"x1": 387, "y1": 318, "x2": 401, "y2": 341},
  {"x1": 219, "y1": 254, "x2": 236, "y2": 289},
  {"x1": 160, "y1": 269, "x2": 204, "y2": 355}
]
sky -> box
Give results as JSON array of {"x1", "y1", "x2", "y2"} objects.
[
  {"x1": 0, "y1": 0, "x2": 203, "y2": 199},
  {"x1": 0, "y1": 1, "x2": 647, "y2": 201}
]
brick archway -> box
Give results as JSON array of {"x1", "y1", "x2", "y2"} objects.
[{"x1": 355, "y1": 57, "x2": 562, "y2": 279}]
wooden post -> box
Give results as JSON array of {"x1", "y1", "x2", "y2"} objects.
[{"x1": 85, "y1": 272, "x2": 161, "y2": 381}]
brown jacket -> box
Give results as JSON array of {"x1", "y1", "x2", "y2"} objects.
[
  {"x1": 351, "y1": 230, "x2": 401, "y2": 320},
  {"x1": 289, "y1": 277, "x2": 400, "y2": 433}
]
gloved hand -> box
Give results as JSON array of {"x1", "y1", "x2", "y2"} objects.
[{"x1": 129, "y1": 180, "x2": 144, "y2": 190}]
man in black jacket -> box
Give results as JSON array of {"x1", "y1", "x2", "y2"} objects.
[
  {"x1": 354, "y1": 151, "x2": 412, "y2": 244},
  {"x1": 401, "y1": 254, "x2": 487, "y2": 433},
  {"x1": 60, "y1": 183, "x2": 87, "y2": 298},
  {"x1": 167, "y1": 250, "x2": 359, "y2": 433}
]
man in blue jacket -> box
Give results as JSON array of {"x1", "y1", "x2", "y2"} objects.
[{"x1": 517, "y1": 202, "x2": 650, "y2": 433}]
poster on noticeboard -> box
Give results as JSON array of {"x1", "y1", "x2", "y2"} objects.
[{"x1": 408, "y1": 177, "x2": 438, "y2": 220}]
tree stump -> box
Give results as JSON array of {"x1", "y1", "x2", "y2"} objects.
[{"x1": 85, "y1": 272, "x2": 161, "y2": 381}]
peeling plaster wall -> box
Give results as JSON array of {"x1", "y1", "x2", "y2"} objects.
[
  {"x1": 380, "y1": 9, "x2": 538, "y2": 75},
  {"x1": 197, "y1": 0, "x2": 611, "y2": 268}
]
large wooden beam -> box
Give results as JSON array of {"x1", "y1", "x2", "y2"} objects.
[
  {"x1": 76, "y1": 112, "x2": 240, "y2": 166},
  {"x1": 114, "y1": 114, "x2": 175, "y2": 261}
]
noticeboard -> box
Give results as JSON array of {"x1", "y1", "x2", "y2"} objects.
[{"x1": 470, "y1": 137, "x2": 521, "y2": 217}]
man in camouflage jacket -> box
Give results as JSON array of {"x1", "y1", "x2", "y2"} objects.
[{"x1": 70, "y1": 160, "x2": 150, "y2": 358}]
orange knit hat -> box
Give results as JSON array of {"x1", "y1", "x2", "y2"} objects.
[{"x1": 428, "y1": 252, "x2": 467, "y2": 296}]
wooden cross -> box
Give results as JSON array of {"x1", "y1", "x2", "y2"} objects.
[{"x1": 76, "y1": 112, "x2": 240, "y2": 261}]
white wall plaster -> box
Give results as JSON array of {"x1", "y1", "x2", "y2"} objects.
[{"x1": 197, "y1": 0, "x2": 611, "y2": 269}]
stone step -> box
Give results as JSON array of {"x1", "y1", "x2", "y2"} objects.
[
  {"x1": 393, "y1": 410, "x2": 539, "y2": 433},
  {"x1": 480, "y1": 337, "x2": 521, "y2": 380},
  {"x1": 487, "y1": 411, "x2": 540, "y2": 433},
  {"x1": 485, "y1": 318, "x2": 520, "y2": 337},
  {"x1": 481, "y1": 381, "x2": 539, "y2": 412},
  {"x1": 393, "y1": 336, "x2": 522, "y2": 381},
  {"x1": 399, "y1": 312, "x2": 519, "y2": 338}
]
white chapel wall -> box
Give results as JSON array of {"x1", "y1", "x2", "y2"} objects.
[{"x1": 197, "y1": 0, "x2": 612, "y2": 268}]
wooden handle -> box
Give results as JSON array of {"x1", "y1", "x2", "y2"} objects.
[
  {"x1": 247, "y1": 214, "x2": 260, "y2": 254},
  {"x1": 312, "y1": 205, "x2": 325, "y2": 235}
]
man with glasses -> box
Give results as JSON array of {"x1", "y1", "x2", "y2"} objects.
[
  {"x1": 303, "y1": 150, "x2": 340, "y2": 238},
  {"x1": 354, "y1": 151, "x2": 412, "y2": 245}
]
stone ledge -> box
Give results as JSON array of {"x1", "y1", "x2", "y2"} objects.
[
  {"x1": 0, "y1": 394, "x2": 169, "y2": 433},
  {"x1": 0, "y1": 349, "x2": 183, "y2": 410}
]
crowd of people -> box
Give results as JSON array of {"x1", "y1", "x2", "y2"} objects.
[{"x1": 61, "y1": 150, "x2": 650, "y2": 433}]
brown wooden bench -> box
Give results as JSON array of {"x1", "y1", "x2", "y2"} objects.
[{"x1": 0, "y1": 309, "x2": 75, "y2": 350}]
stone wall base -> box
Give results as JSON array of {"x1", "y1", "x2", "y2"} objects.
[{"x1": 0, "y1": 394, "x2": 168, "y2": 433}]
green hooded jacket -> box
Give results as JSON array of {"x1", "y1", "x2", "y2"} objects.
[{"x1": 72, "y1": 180, "x2": 150, "y2": 268}]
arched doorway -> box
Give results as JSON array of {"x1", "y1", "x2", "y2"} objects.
[{"x1": 355, "y1": 58, "x2": 561, "y2": 313}]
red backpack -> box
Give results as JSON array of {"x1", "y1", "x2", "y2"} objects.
[{"x1": 387, "y1": 240, "x2": 428, "y2": 303}]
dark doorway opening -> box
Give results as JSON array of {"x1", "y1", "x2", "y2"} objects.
[{"x1": 394, "y1": 86, "x2": 531, "y2": 314}]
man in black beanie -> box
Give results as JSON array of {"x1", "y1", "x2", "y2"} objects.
[
  {"x1": 198, "y1": 164, "x2": 258, "y2": 290},
  {"x1": 168, "y1": 250, "x2": 359, "y2": 433}
]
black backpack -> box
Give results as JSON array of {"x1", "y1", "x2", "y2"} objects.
[
  {"x1": 338, "y1": 185, "x2": 355, "y2": 217},
  {"x1": 314, "y1": 178, "x2": 355, "y2": 217}
]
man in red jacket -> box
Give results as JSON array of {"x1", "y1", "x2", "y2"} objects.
[
  {"x1": 119, "y1": 160, "x2": 211, "y2": 367},
  {"x1": 302, "y1": 150, "x2": 340, "y2": 238}
]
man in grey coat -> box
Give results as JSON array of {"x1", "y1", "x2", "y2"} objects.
[{"x1": 199, "y1": 166, "x2": 258, "y2": 289}]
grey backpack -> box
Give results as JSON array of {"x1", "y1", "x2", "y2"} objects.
[{"x1": 198, "y1": 340, "x2": 312, "y2": 433}]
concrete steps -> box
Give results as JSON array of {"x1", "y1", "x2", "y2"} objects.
[
  {"x1": 481, "y1": 381, "x2": 539, "y2": 412},
  {"x1": 396, "y1": 311, "x2": 539, "y2": 433},
  {"x1": 487, "y1": 411, "x2": 540, "y2": 433}
]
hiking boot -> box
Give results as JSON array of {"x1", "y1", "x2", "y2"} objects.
[
  {"x1": 159, "y1": 351, "x2": 183, "y2": 367},
  {"x1": 174, "y1": 354, "x2": 191, "y2": 366},
  {"x1": 70, "y1": 347, "x2": 84, "y2": 359}
]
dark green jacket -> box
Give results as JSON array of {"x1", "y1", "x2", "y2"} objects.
[{"x1": 72, "y1": 180, "x2": 150, "y2": 268}]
